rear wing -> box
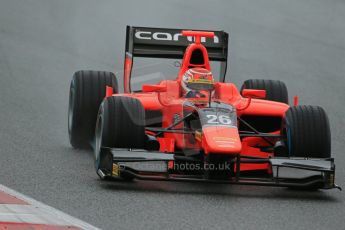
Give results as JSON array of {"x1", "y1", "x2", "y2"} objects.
[
  {"x1": 125, "y1": 26, "x2": 228, "y2": 60},
  {"x1": 123, "y1": 26, "x2": 229, "y2": 92}
]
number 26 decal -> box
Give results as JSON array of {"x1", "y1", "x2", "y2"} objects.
[{"x1": 206, "y1": 115, "x2": 232, "y2": 125}]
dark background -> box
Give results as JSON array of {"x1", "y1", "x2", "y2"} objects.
[{"x1": 0, "y1": 0, "x2": 344, "y2": 229}]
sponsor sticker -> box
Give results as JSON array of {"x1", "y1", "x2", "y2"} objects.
[
  {"x1": 195, "y1": 131, "x2": 203, "y2": 141},
  {"x1": 112, "y1": 163, "x2": 120, "y2": 177}
]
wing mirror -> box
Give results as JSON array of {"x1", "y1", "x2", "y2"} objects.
[
  {"x1": 142, "y1": 84, "x2": 167, "y2": 93},
  {"x1": 242, "y1": 89, "x2": 266, "y2": 99}
]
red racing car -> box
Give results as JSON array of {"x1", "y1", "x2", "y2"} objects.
[{"x1": 68, "y1": 26, "x2": 340, "y2": 190}]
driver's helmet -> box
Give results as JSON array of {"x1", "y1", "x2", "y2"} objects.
[{"x1": 181, "y1": 67, "x2": 214, "y2": 97}]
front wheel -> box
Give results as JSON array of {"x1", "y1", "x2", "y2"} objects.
[
  {"x1": 283, "y1": 105, "x2": 331, "y2": 158},
  {"x1": 94, "y1": 96, "x2": 146, "y2": 180}
]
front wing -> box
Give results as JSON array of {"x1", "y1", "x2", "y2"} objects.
[{"x1": 97, "y1": 147, "x2": 341, "y2": 190}]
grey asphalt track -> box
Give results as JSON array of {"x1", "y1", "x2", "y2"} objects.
[{"x1": 0, "y1": 0, "x2": 345, "y2": 229}]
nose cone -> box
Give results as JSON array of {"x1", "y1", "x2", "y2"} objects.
[{"x1": 202, "y1": 126, "x2": 242, "y2": 154}]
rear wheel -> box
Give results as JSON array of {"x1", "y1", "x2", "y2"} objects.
[
  {"x1": 283, "y1": 105, "x2": 331, "y2": 158},
  {"x1": 95, "y1": 96, "x2": 146, "y2": 180},
  {"x1": 68, "y1": 70, "x2": 118, "y2": 149},
  {"x1": 241, "y1": 79, "x2": 288, "y2": 104}
]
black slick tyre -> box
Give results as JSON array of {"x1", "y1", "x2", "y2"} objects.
[
  {"x1": 94, "y1": 96, "x2": 146, "y2": 180},
  {"x1": 241, "y1": 79, "x2": 288, "y2": 104},
  {"x1": 283, "y1": 105, "x2": 331, "y2": 158},
  {"x1": 68, "y1": 70, "x2": 118, "y2": 149}
]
